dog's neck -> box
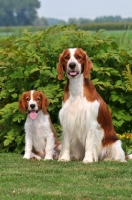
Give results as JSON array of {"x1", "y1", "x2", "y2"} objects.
[{"x1": 68, "y1": 74, "x2": 84, "y2": 100}]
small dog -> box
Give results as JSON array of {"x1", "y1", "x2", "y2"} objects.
[
  {"x1": 18, "y1": 90, "x2": 61, "y2": 160},
  {"x1": 57, "y1": 48, "x2": 126, "y2": 163}
]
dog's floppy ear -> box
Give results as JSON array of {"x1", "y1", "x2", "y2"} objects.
[
  {"x1": 57, "y1": 53, "x2": 64, "y2": 80},
  {"x1": 18, "y1": 92, "x2": 27, "y2": 113},
  {"x1": 83, "y1": 54, "x2": 93, "y2": 79},
  {"x1": 40, "y1": 92, "x2": 50, "y2": 114}
]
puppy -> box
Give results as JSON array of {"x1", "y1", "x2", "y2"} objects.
[{"x1": 18, "y1": 90, "x2": 61, "y2": 160}]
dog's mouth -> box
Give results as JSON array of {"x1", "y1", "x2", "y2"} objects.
[
  {"x1": 28, "y1": 110, "x2": 38, "y2": 120},
  {"x1": 68, "y1": 71, "x2": 79, "y2": 77}
]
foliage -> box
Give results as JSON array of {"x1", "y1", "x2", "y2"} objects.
[
  {"x1": 0, "y1": 0, "x2": 40, "y2": 26},
  {"x1": 123, "y1": 64, "x2": 132, "y2": 91},
  {"x1": 105, "y1": 30, "x2": 132, "y2": 51},
  {"x1": 117, "y1": 133, "x2": 132, "y2": 155},
  {"x1": 0, "y1": 153, "x2": 132, "y2": 200},
  {"x1": 0, "y1": 25, "x2": 132, "y2": 154}
]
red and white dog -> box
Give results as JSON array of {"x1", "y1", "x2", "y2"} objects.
[
  {"x1": 18, "y1": 90, "x2": 61, "y2": 160},
  {"x1": 57, "y1": 48, "x2": 126, "y2": 163}
]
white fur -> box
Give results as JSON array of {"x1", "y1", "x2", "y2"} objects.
[
  {"x1": 59, "y1": 49, "x2": 125, "y2": 163},
  {"x1": 59, "y1": 91, "x2": 103, "y2": 162},
  {"x1": 99, "y1": 140, "x2": 125, "y2": 162},
  {"x1": 59, "y1": 72, "x2": 103, "y2": 162},
  {"x1": 23, "y1": 110, "x2": 55, "y2": 160},
  {"x1": 28, "y1": 90, "x2": 38, "y2": 111},
  {"x1": 128, "y1": 154, "x2": 132, "y2": 159}
]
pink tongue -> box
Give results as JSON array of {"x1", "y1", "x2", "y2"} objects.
[
  {"x1": 70, "y1": 72, "x2": 77, "y2": 76},
  {"x1": 29, "y1": 111, "x2": 37, "y2": 120}
]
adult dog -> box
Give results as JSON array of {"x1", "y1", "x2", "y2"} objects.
[
  {"x1": 57, "y1": 48, "x2": 125, "y2": 163},
  {"x1": 18, "y1": 90, "x2": 61, "y2": 160}
]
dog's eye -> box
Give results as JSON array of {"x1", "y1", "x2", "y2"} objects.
[
  {"x1": 25, "y1": 97, "x2": 30, "y2": 101},
  {"x1": 36, "y1": 97, "x2": 40, "y2": 101},
  {"x1": 64, "y1": 56, "x2": 69, "y2": 60},
  {"x1": 76, "y1": 55, "x2": 82, "y2": 59}
]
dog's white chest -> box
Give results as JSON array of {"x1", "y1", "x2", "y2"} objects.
[
  {"x1": 59, "y1": 97, "x2": 100, "y2": 140},
  {"x1": 25, "y1": 111, "x2": 53, "y2": 151}
]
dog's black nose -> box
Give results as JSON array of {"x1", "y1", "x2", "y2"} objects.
[
  {"x1": 30, "y1": 104, "x2": 35, "y2": 109},
  {"x1": 69, "y1": 62, "x2": 76, "y2": 69}
]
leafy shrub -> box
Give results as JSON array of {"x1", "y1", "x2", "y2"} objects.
[
  {"x1": 0, "y1": 25, "x2": 132, "y2": 154},
  {"x1": 117, "y1": 133, "x2": 132, "y2": 155}
]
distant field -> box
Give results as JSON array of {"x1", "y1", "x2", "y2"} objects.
[
  {"x1": 0, "y1": 26, "x2": 132, "y2": 49},
  {"x1": 104, "y1": 30, "x2": 132, "y2": 49}
]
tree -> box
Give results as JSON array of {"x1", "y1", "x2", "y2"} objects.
[
  {"x1": 33, "y1": 17, "x2": 49, "y2": 26},
  {"x1": 0, "y1": 0, "x2": 40, "y2": 26},
  {"x1": 78, "y1": 18, "x2": 92, "y2": 24},
  {"x1": 68, "y1": 18, "x2": 78, "y2": 25}
]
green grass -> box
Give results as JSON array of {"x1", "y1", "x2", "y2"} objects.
[{"x1": 0, "y1": 153, "x2": 132, "y2": 200}]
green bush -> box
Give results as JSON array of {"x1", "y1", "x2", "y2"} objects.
[{"x1": 0, "y1": 25, "x2": 132, "y2": 154}]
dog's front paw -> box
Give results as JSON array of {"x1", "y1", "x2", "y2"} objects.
[
  {"x1": 23, "y1": 154, "x2": 30, "y2": 159},
  {"x1": 58, "y1": 156, "x2": 70, "y2": 162},
  {"x1": 44, "y1": 155, "x2": 53, "y2": 161},
  {"x1": 83, "y1": 156, "x2": 94, "y2": 164}
]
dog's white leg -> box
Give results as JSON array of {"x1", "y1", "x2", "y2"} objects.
[
  {"x1": 23, "y1": 133, "x2": 32, "y2": 159},
  {"x1": 83, "y1": 129, "x2": 98, "y2": 163},
  {"x1": 83, "y1": 130, "x2": 94, "y2": 163},
  {"x1": 44, "y1": 135, "x2": 54, "y2": 160},
  {"x1": 59, "y1": 132, "x2": 70, "y2": 162}
]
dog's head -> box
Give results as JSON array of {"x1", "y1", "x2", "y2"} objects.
[
  {"x1": 18, "y1": 90, "x2": 49, "y2": 119},
  {"x1": 57, "y1": 48, "x2": 93, "y2": 80}
]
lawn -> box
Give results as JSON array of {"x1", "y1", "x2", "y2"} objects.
[{"x1": 0, "y1": 153, "x2": 132, "y2": 200}]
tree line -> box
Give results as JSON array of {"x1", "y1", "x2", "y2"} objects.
[
  {"x1": 0, "y1": 0, "x2": 40, "y2": 26},
  {"x1": 34, "y1": 16, "x2": 132, "y2": 27}
]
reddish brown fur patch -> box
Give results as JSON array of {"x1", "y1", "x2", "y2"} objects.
[
  {"x1": 83, "y1": 79, "x2": 118, "y2": 147},
  {"x1": 84, "y1": 79, "x2": 98, "y2": 102},
  {"x1": 74, "y1": 48, "x2": 93, "y2": 78},
  {"x1": 63, "y1": 80, "x2": 70, "y2": 103},
  {"x1": 57, "y1": 49, "x2": 71, "y2": 80},
  {"x1": 18, "y1": 91, "x2": 31, "y2": 113},
  {"x1": 32, "y1": 149, "x2": 46, "y2": 159},
  {"x1": 97, "y1": 95, "x2": 118, "y2": 146},
  {"x1": 48, "y1": 116, "x2": 61, "y2": 148},
  {"x1": 32, "y1": 91, "x2": 49, "y2": 114}
]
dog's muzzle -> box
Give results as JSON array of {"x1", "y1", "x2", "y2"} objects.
[{"x1": 68, "y1": 62, "x2": 79, "y2": 77}]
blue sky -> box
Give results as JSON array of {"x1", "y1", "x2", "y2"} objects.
[{"x1": 37, "y1": 0, "x2": 132, "y2": 21}]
